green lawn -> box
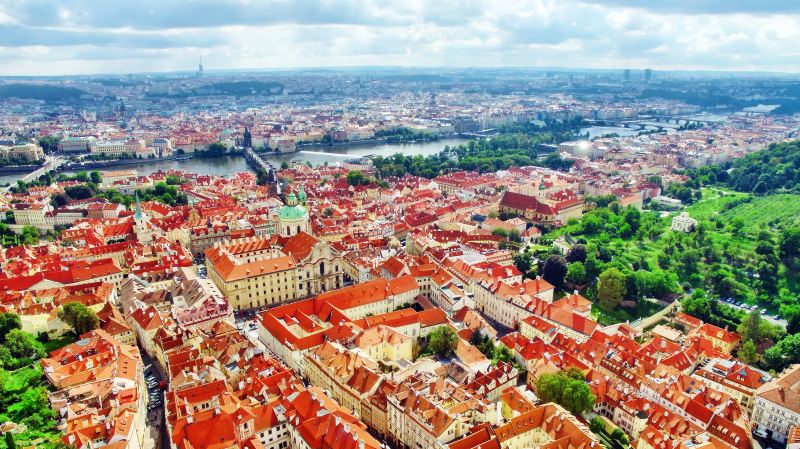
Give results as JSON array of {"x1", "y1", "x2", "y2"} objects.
[
  {"x1": 591, "y1": 300, "x2": 662, "y2": 326},
  {"x1": 688, "y1": 190, "x2": 800, "y2": 232}
]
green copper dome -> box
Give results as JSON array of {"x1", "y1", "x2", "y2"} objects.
[
  {"x1": 279, "y1": 204, "x2": 307, "y2": 220},
  {"x1": 279, "y1": 195, "x2": 308, "y2": 220}
]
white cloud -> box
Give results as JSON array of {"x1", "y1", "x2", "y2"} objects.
[{"x1": 0, "y1": 0, "x2": 795, "y2": 74}]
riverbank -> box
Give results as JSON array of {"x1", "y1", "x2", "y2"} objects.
[
  {"x1": 0, "y1": 163, "x2": 44, "y2": 173},
  {"x1": 295, "y1": 133, "x2": 455, "y2": 150},
  {"x1": 62, "y1": 154, "x2": 190, "y2": 171}
]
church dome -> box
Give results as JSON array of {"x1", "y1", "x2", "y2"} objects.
[{"x1": 279, "y1": 203, "x2": 307, "y2": 220}]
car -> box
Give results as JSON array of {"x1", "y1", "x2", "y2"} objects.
[
  {"x1": 761, "y1": 309, "x2": 768, "y2": 315},
  {"x1": 751, "y1": 305, "x2": 759, "y2": 311},
  {"x1": 774, "y1": 315, "x2": 781, "y2": 320}
]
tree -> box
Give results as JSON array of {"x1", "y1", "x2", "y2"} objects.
[
  {"x1": 565, "y1": 262, "x2": 586, "y2": 285},
  {"x1": 739, "y1": 340, "x2": 758, "y2": 365},
  {"x1": 764, "y1": 333, "x2": 800, "y2": 372},
  {"x1": 346, "y1": 170, "x2": 367, "y2": 186},
  {"x1": 58, "y1": 302, "x2": 100, "y2": 335},
  {"x1": 513, "y1": 252, "x2": 534, "y2": 277},
  {"x1": 21, "y1": 225, "x2": 40, "y2": 245},
  {"x1": 631, "y1": 269, "x2": 679, "y2": 300},
  {"x1": 780, "y1": 227, "x2": 800, "y2": 260},
  {"x1": 5, "y1": 431, "x2": 15, "y2": 449},
  {"x1": 566, "y1": 244, "x2": 587, "y2": 263},
  {"x1": 427, "y1": 326, "x2": 458, "y2": 358},
  {"x1": 492, "y1": 228, "x2": 508, "y2": 238},
  {"x1": 0, "y1": 345, "x2": 14, "y2": 368},
  {"x1": 89, "y1": 171, "x2": 102, "y2": 184},
  {"x1": 610, "y1": 428, "x2": 628, "y2": 445},
  {"x1": 38, "y1": 135, "x2": 60, "y2": 154},
  {"x1": 536, "y1": 370, "x2": 596, "y2": 416},
  {"x1": 10, "y1": 385, "x2": 51, "y2": 418},
  {"x1": 781, "y1": 304, "x2": 800, "y2": 334},
  {"x1": 542, "y1": 255, "x2": 568, "y2": 289},
  {"x1": 52, "y1": 193, "x2": 70, "y2": 207},
  {"x1": 738, "y1": 310, "x2": 762, "y2": 344},
  {"x1": 0, "y1": 312, "x2": 21, "y2": 342},
  {"x1": 589, "y1": 416, "x2": 605, "y2": 434},
  {"x1": 597, "y1": 267, "x2": 627, "y2": 310},
  {"x1": 4, "y1": 329, "x2": 41, "y2": 359},
  {"x1": 65, "y1": 184, "x2": 95, "y2": 200},
  {"x1": 207, "y1": 142, "x2": 227, "y2": 154}
]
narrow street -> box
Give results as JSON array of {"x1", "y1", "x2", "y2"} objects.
[{"x1": 139, "y1": 348, "x2": 170, "y2": 449}]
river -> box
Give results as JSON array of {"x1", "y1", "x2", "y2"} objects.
[
  {"x1": 0, "y1": 138, "x2": 468, "y2": 185},
  {"x1": 580, "y1": 126, "x2": 642, "y2": 139}
]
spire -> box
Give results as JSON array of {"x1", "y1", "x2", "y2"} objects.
[{"x1": 134, "y1": 192, "x2": 145, "y2": 220}]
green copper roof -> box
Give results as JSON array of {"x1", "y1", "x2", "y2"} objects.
[
  {"x1": 134, "y1": 192, "x2": 145, "y2": 220},
  {"x1": 279, "y1": 204, "x2": 308, "y2": 220}
]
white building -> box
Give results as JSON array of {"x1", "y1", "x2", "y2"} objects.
[
  {"x1": 753, "y1": 364, "x2": 800, "y2": 443},
  {"x1": 90, "y1": 139, "x2": 146, "y2": 157},
  {"x1": 671, "y1": 212, "x2": 698, "y2": 233}
]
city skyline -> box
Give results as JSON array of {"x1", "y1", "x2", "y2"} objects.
[{"x1": 1, "y1": 0, "x2": 799, "y2": 76}]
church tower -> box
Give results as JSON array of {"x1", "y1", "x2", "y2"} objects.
[
  {"x1": 134, "y1": 192, "x2": 152, "y2": 244},
  {"x1": 278, "y1": 187, "x2": 310, "y2": 237}
]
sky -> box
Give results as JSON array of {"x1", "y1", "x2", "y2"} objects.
[{"x1": 0, "y1": 0, "x2": 799, "y2": 76}]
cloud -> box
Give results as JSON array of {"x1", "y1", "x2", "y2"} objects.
[
  {"x1": 0, "y1": 0, "x2": 795, "y2": 75},
  {"x1": 577, "y1": 0, "x2": 800, "y2": 15}
]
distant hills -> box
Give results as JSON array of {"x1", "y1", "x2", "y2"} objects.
[{"x1": 0, "y1": 83, "x2": 85, "y2": 101}]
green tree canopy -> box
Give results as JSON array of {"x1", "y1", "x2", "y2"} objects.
[
  {"x1": 597, "y1": 267, "x2": 627, "y2": 310},
  {"x1": 739, "y1": 340, "x2": 758, "y2": 365},
  {"x1": 565, "y1": 262, "x2": 587, "y2": 285},
  {"x1": 536, "y1": 369, "x2": 596, "y2": 416},
  {"x1": 542, "y1": 255, "x2": 568, "y2": 289},
  {"x1": 4, "y1": 329, "x2": 43, "y2": 359},
  {"x1": 428, "y1": 326, "x2": 458, "y2": 358},
  {"x1": 346, "y1": 170, "x2": 368, "y2": 186},
  {"x1": 58, "y1": 303, "x2": 100, "y2": 335},
  {"x1": 0, "y1": 312, "x2": 22, "y2": 342}
]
